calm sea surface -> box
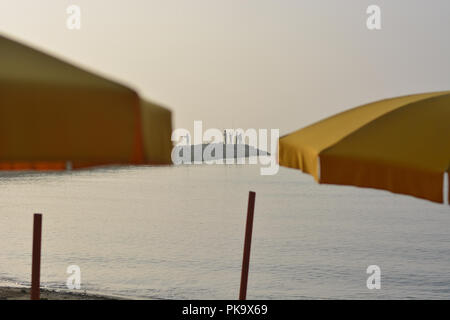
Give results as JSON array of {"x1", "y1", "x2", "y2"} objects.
[{"x1": 0, "y1": 165, "x2": 449, "y2": 299}]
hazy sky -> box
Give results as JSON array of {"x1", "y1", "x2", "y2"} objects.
[{"x1": 1, "y1": 0, "x2": 450, "y2": 135}]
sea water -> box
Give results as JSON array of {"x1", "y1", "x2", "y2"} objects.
[{"x1": 0, "y1": 165, "x2": 449, "y2": 299}]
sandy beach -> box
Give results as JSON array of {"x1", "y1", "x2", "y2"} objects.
[{"x1": 0, "y1": 286, "x2": 119, "y2": 300}]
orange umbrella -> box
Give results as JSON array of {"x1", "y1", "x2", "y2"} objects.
[
  {"x1": 279, "y1": 91, "x2": 450, "y2": 204},
  {"x1": 0, "y1": 34, "x2": 172, "y2": 170},
  {"x1": 1, "y1": 33, "x2": 175, "y2": 300}
]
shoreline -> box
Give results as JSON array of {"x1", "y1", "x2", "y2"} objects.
[{"x1": 0, "y1": 286, "x2": 122, "y2": 300}]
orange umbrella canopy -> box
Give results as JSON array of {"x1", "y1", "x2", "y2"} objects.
[
  {"x1": 279, "y1": 91, "x2": 450, "y2": 204},
  {"x1": 0, "y1": 34, "x2": 172, "y2": 170}
]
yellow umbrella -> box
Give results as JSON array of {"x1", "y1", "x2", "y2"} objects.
[
  {"x1": 279, "y1": 91, "x2": 450, "y2": 204},
  {"x1": 0, "y1": 34, "x2": 172, "y2": 170}
]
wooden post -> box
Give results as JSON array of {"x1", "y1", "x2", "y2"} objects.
[
  {"x1": 31, "y1": 213, "x2": 42, "y2": 300},
  {"x1": 239, "y1": 191, "x2": 256, "y2": 300}
]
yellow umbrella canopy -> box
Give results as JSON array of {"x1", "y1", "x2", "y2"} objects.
[
  {"x1": 279, "y1": 91, "x2": 450, "y2": 204},
  {"x1": 0, "y1": 34, "x2": 172, "y2": 170}
]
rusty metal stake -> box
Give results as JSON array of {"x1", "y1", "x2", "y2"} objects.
[
  {"x1": 31, "y1": 213, "x2": 42, "y2": 300},
  {"x1": 239, "y1": 191, "x2": 256, "y2": 300}
]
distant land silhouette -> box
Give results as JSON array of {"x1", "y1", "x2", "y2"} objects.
[{"x1": 172, "y1": 143, "x2": 270, "y2": 163}]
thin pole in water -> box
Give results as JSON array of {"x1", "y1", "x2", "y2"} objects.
[
  {"x1": 239, "y1": 191, "x2": 256, "y2": 300},
  {"x1": 31, "y1": 213, "x2": 42, "y2": 300}
]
